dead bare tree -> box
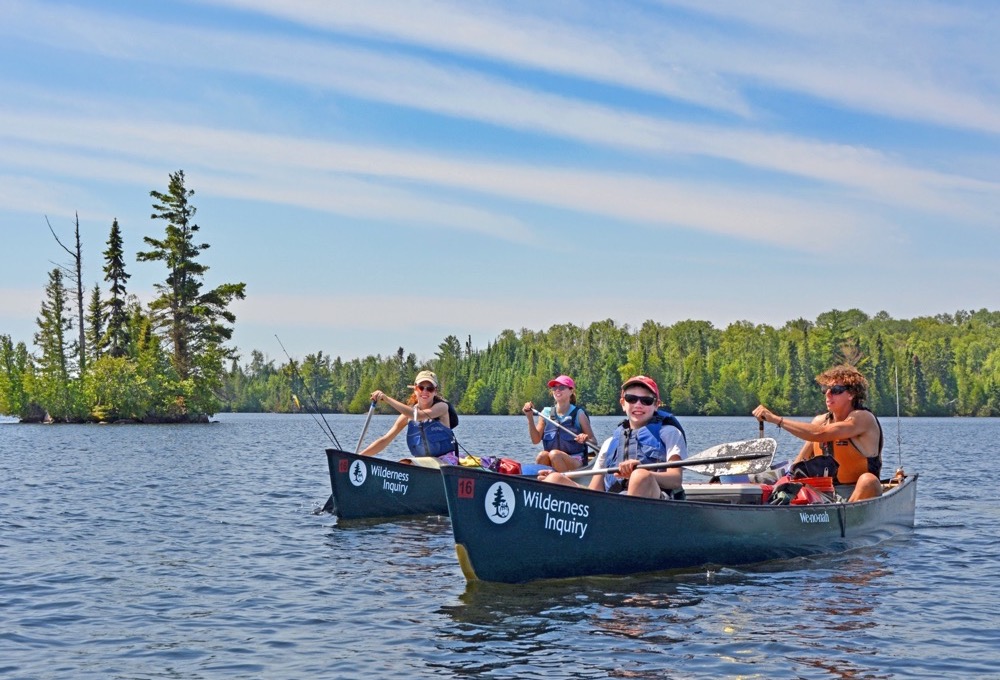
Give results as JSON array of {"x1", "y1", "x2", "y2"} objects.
[{"x1": 46, "y1": 212, "x2": 86, "y2": 376}]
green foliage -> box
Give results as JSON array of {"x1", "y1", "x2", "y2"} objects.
[
  {"x1": 102, "y1": 218, "x2": 131, "y2": 358},
  {"x1": 0, "y1": 171, "x2": 244, "y2": 423},
  {"x1": 84, "y1": 355, "x2": 152, "y2": 421},
  {"x1": 211, "y1": 308, "x2": 1000, "y2": 418},
  {"x1": 0, "y1": 335, "x2": 39, "y2": 419},
  {"x1": 138, "y1": 170, "x2": 246, "y2": 381},
  {"x1": 1, "y1": 172, "x2": 997, "y2": 422}
]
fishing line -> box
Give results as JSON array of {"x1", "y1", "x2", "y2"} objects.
[{"x1": 275, "y1": 334, "x2": 341, "y2": 449}]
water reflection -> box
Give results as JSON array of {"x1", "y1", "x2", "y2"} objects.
[{"x1": 432, "y1": 549, "x2": 902, "y2": 679}]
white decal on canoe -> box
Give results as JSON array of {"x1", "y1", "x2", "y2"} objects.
[
  {"x1": 799, "y1": 511, "x2": 831, "y2": 524},
  {"x1": 521, "y1": 490, "x2": 590, "y2": 539},
  {"x1": 369, "y1": 464, "x2": 410, "y2": 495},
  {"x1": 485, "y1": 481, "x2": 515, "y2": 524},
  {"x1": 543, "y1": 513, "x2": 588, "y2": 539},
  {"x1": 348, "y1": 459, "x2": 368, "y2": 487}
]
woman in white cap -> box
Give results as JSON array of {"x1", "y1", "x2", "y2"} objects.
[
  {"x1": 360, "y1": 370, "x2": 459, "y2": 461},
  {"x1": 522, "y1": 374, "x2": 598, "y2": 472}
]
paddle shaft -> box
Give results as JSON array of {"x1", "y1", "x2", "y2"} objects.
[
  {"x1": 564, "y1": 451, "x2": 772, "y2": 479},
  {"x1": 531, "y1": 408, "x2": 600, "y2": 453},
  {"x1": 355, "y1": 400, "x2": 376, "y2": 455}
]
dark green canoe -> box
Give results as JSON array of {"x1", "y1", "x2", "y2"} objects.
[
  {"x1": 441, "y1": 465, "x2": 918, "y2": 583},
  {"x1": 325, "y1": 449, "x2": 449, "y2": 521}
]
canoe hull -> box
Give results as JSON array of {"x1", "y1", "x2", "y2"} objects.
[
  {"x1": 326, "y1": 449, "x2": 448, "y2": 520},
  {"x1": 441, "y1": 466, "x2": 917, "y2": 583}
]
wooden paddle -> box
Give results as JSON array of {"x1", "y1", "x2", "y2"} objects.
[
  {"x1": 564, "y1": 437, "x2": 777, "y2": 479},
  {"x1": 531, "y1": 408, "x2": 600, "y2": 453}
]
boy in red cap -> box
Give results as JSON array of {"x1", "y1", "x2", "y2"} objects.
[{"x1": 542, "y1": 376, "x2": 687, "y2": 499}]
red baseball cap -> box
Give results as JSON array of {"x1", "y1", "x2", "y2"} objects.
[
  {"x1": 621, "y1": 375, "x2": 659, "y2": 401},
  {"x1": 547, "y1": 375, "x2": 575, "y2": 389}
]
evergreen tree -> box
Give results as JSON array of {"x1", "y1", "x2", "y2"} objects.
[
  {"x1": 33, "y1": 268, "x2": 78, "y2": 420},
  {"x1": 909, "y1": 354, "x2": 927, "y2": 415},
  {"x1": 0, "y1": 336, "x2": 38, "y2": 419},
  {"x1": 102, "y1": 218, "x2": 131, "y2": 358},
  {"x1": 86, "y1": 284, "x2": 106, "y2": 362},
  {"x1": 137, "y1": 170, "x2": 246, "y2": 415}
]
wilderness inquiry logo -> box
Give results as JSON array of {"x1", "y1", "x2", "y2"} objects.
[
  {"x1": 356, "y1": 461, "x2": 411, "y2": 495},
  {"x1": 484, "y1": 481, "x2": 515, "y2": 524},
  {"x1": 484, "y1": 482, "x2": 590, "y2": 538},
  {"x1": 348, "y1": 459, "x2": 411, "y2": 495},
  {"x1": 348, "y1": 459, "x2": 368, "y2": 486}
]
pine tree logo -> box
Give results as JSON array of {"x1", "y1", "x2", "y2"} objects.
[
  {"x1": 484, "y1": 481, "x2": 515, "y2": 524},
  {"x1": 349, "y1": 459, "x2": 367, "y2": 487}
]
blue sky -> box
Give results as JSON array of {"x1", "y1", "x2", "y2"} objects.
[{"x1": 1, "y1": 0, "x2": 998, "y2": 364}]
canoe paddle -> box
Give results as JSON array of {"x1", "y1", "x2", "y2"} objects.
[
  {"x1": 564, "y1": 437, "x2": 777, "y2": 479},
  {"x1": 531, "y1": 408, "x2": 601, "y2": 453},
  {"x1": 355, "y1": 399, "x2": 376, "y2": 454}
]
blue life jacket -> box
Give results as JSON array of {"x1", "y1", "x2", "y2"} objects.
[
  {"x1": 406, "y1": 415, "x2": 458, "y2": 458},
  {"x1": 541, "y1": 405, "x2": 587, "y2": 458},
  {"x1": 601, "y1": 410, "x2": 686, "y2": 493}
]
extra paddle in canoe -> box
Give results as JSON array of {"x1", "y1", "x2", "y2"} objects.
[{"x1": 563, "y1": 437, "x2": 778, "y2": 479}]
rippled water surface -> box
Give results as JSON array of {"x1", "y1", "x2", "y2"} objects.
[{"x1": 2, "y1": 414, "x2": 998, "y2": 679}]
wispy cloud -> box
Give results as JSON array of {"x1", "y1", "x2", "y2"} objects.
[
  {"x1": 2, "y1": 1, "x2": 995, "y2": 249},
  {"x1": 2, "y1": 0, "x2": 998, "y2": 361}
]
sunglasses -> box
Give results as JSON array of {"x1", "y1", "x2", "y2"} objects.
[
  {"x1": 822, "y1": 385, "x2": 849, "y2": 395},
  {"x1": 623, "y1": 394, "x2": 656, "y2": 406},
  {"x1": 415, "y1": 384, "x2": 436, "y2": 393},
  {"x1": 550, "y1": 385, "x2": 570, "y2": 392}
]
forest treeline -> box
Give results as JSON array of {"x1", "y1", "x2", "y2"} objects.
[
  {"x1": 222, "y1": 308, "x2": 1000, "y2": 418},
  {"x1": 2, "y1": 172, "x2": 997, "y2": 422}
]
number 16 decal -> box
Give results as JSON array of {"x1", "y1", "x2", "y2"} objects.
[{"x1": 458, "y1": 478, "x2": 475, "y2": 499}]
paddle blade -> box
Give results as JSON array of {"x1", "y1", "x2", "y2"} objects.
[{"x1": 685, "y1": 437, "x2": 777, "y2": 476}]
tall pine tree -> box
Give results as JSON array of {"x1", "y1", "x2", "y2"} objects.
[
  {"x1": 137, "y1": 170, "x2": 246, "y2": 415},
  {"x1": 102, "y1": 218, "x2": 131, "y2": 358},
  {"x1": 33, "y1": 268, "x2": 77, "y2": 420},
  {"x1": 85, "y1": 284, "x2": 105, "y2": 362}
]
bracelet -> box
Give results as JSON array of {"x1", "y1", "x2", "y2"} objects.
[{"x1": 778, "y1": 417, "x2": 784, "y2": 430}]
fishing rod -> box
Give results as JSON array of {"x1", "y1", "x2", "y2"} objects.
[
  {"x1": 275, "y1": 334, "x2": 341, "y2": 449},
  {"x1": 894, "y1": 365, "x2": 904, "y2": 473}
]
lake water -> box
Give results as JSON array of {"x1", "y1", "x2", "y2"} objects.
[{"x1": 2, "y1": 413, "x2": 999, "y2": 679}]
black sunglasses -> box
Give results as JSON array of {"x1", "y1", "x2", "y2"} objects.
[
  {"x1": 822, "y1": 385, "x2": 849, "y2": 395},
  {"x1": 415, "y1": 384, "x2": 436, "y2": 393},
  {"x1": 623, "y1": 394, "x2": 656, "y2": 406}
]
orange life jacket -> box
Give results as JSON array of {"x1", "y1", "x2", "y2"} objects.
[{"x1": 811, "y1": 409, "x2": 883, "y2": 484}]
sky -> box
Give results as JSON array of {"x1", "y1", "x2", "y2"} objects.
[{"x1": 1, "y1": 0, "x2": 999, "y2": 365}]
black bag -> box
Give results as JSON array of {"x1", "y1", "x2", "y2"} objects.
[
  {"x1": 790, "y1": 454, "x2": 839, "y2": 480},
  {"x1": 768, "y1": 481, "x2": 803, "y2": 505}
]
